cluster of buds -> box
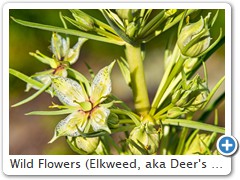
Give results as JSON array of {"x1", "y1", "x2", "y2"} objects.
[
  {"x1": 168, "y1": 75, "x2": 209, "y2": 118},
  {"x1": 116, "y1": 9, "x2": 141, "y2": 39}
]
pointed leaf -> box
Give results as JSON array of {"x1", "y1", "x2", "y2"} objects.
[
  {"x1": 12, "y1": 81, "x2": 51, "y2": 107},
  {"x1": 117, "y1": 57, "x2": 131, "y2": 86},
  {"x1": 11, "y1": 17, "x2": 124, "y2": 46}
]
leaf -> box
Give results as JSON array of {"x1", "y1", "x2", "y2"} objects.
[
  {"x1": 162, "y1": 119, "x2": 225, "y2": 134},
  {"x1": 110, "y1": 109, "x2": 140, "y2": 126},
  {"x1": 12, "y1": 81, "x2": 51, "y2": 107},
  {"x1": 101, "y1": 10, "x2": 135, "y2": 45},
  {"x1": 117, "y1": 57, "x2": 131, "y2": 86},
  {"x1": 26, "y1": 109, "x2": 76, "y2": 116},
  {"x1": 9, "y1": 68, "x2": 43, "y2": 89},
  {"x1": 202, "y1": 76, "x2": 225, "y2": 109},
  {"x1": 11, "y1": 17, "x2": 124, "y2": 46}
]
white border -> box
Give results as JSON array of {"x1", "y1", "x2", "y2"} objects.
[{"x1": 2, "y1": 2, "x2": 231, "y2": 176}]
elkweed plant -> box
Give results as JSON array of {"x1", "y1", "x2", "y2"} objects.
[{"x1": 10, "y1": 9, "x2": 225, "y2": 155}]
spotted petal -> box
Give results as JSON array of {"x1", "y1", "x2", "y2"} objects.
[
  {"x1": 90, "y1": 61, "x2": 115, "y2": 105},
  {"x1": 90, "y1": 106, "x2": 111, "y2": 133},
  {"x1": 52, "y1": 77, "x2": 88, "y2": 106},
  {"x1": 49, "y1": 110, "x2": 89, "y2": 143},
  {"x1": 51, "y1": 33, "x2": 69, "y2": 60}
]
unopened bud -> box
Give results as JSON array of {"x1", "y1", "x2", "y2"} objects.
[
  {"x1": 67, "y1": 136, "x2": 99, "y2": 155},
  {"x1": 185, "y1": 134, "x2": 211, "y2": 155},
  {"x1": 116, "y1": 9, "x2": 140, "y2": 22},
  {"x1": 177, "y1": 13, "x2": 211, "y2": 57},
  {"x1": 72, "y1": 12, "x2": 95, "y2": 31},
  {"x1": 129, "y1": 123, "x2": 160, "y2": 155}
]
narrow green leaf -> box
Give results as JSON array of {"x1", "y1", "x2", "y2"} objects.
[
  {"x1": 127, "y1": 139, "x2": 148, "y2": 155},
  {"x1": 9, "y1": 68, "x2": 43, "y2": 89},
  {"x1": 111, "y1": 125, "x2": 135, "y2": 133},
  {"x1": 101, "y1": 10, "x2": 135, "y2": 45},
  {"x1": 117, "y1": 57, "x2": 131, "y2": 86},
  {"x1": 110, "y1": 109, "x2": 140, "y2": 126},
  {"x1": 11, "y1": 17, "x2": 124, "y2": 46},
  {"x1": 162, "y1": 119, "x2": 225, "y2": 134},
  {"x1": 84, "y1": 62, "x2": 95, "y2": 79},
  {"x1": 12, "y1": 81, "x2": 51, "y2": 107},
  {"x1": 26, "y1": 109, "x2": 76, "y2": 116},
  {"x1": 202, "y1": 76, "x2": 225, "y2": 108}
]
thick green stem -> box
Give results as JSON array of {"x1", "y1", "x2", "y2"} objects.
[{"x1": 125, "y1": 43, "x2": 150, "y2": 116}]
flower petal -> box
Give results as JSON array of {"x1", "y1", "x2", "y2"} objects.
[
  {"x1": 90, "y1": 106, "x2": 111, "y2": 133},
  {"x1": 51, "y1": 33, "x2": 69, "y2": 60},
  {"x1": 52, "y1": 77, "x2": 87, "y2": 106},
  {"x1": 49, "y1": 110, "x2": 89, "y2": 143},
  {"x1": 90, "y1": 61, "x2": 115, "y2": 105},
  {"x1": 65, "y1": 38, "x2": 88, "y2": 65}
]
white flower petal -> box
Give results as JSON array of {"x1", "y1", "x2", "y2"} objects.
[
  {"x1": 90, "y1": 61, "x2": 115, "y2": 105},
  {"x1": 65, "y1": 38, "x2": 87, "y2": 64},
  {"x1": 52, "y1": 77, "x2": 87, "y2": 106},
  {"x1": 49, "y1": 110, "x2": 89, "y2": 143},
  {"x1": 90, "y1": 106, "x2": 111, "y2": 133}
]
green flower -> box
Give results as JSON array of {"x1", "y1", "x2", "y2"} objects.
[
  {"x1": 49, "y1": 61, "x2": 115, "y2": 143},
  {"x1": 26, "y1": 33, "x2": 87, "y2": 92}
]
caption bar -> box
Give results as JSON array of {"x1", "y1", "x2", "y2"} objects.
[{"x1": 5, "y1": 155, "x2": 231, "y2": 175}]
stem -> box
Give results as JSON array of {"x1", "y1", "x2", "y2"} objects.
[{"x1": 125, "y1": 43, "x2": 150, "y2": 116}]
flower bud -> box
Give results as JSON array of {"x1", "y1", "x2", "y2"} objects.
[
  {"x1": 67, "y1": 136, "x2": 99, "y2": 155},
  {"x1": 116, "y1": 9, "x2": 140, "y2": 22},
  {"x1": 177, "y1": 13, "x2": 211, "y2": 57},
  {"x1": 129, "y1": 123, "x2": 160, "y2": 155},
  {"x1": 167, "y1": 107, "x2": 185, "y2": 118},
  {"x1": 185, "y1": 134, "x2": 211, "y2": 155},
  {"x1": 72, "y1": 12, "x2": 95, "y2": 31},
  {"x1": 126, "y1": 22, "x2": 138, "y2": 38}
]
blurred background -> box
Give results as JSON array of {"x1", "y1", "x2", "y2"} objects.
[{"x1": 9, "y1": 9, "x2": 225, "y2": 155}]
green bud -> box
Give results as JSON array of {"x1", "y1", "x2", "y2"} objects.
[
  {"x1": 167, "y1": 107, "x2": 185, "y2": 118},
  {"x1": 116, "y1": 9, "x2": 140, "y2": 22},
  {"x1": 129, "y1": 123, "x2": 160, "y2": 155},
  {"x1": 177, "y1": 13, "x2": 211, "y2": 57},
  {"x1": 183, "y1": 57, "x2": 198, "y2": 73},
  {"x1": 72, "y1": 12, "x2": 95, "y2": 31},
  {"x1": 175, "y1": 90, "x2": 191, "y2": 107},
  {"x1": 185, "y1": 134, "x2": 211, "y2": 155},
  {"x1": 67, "y1": 136, "x2": 99, "y2": 155},
  {"x1": 107, "y1": 113, "x2": 119, "y2": 129},
  {"x1": 126, "y1": 22, "x2": 138, "y2": 38}
]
